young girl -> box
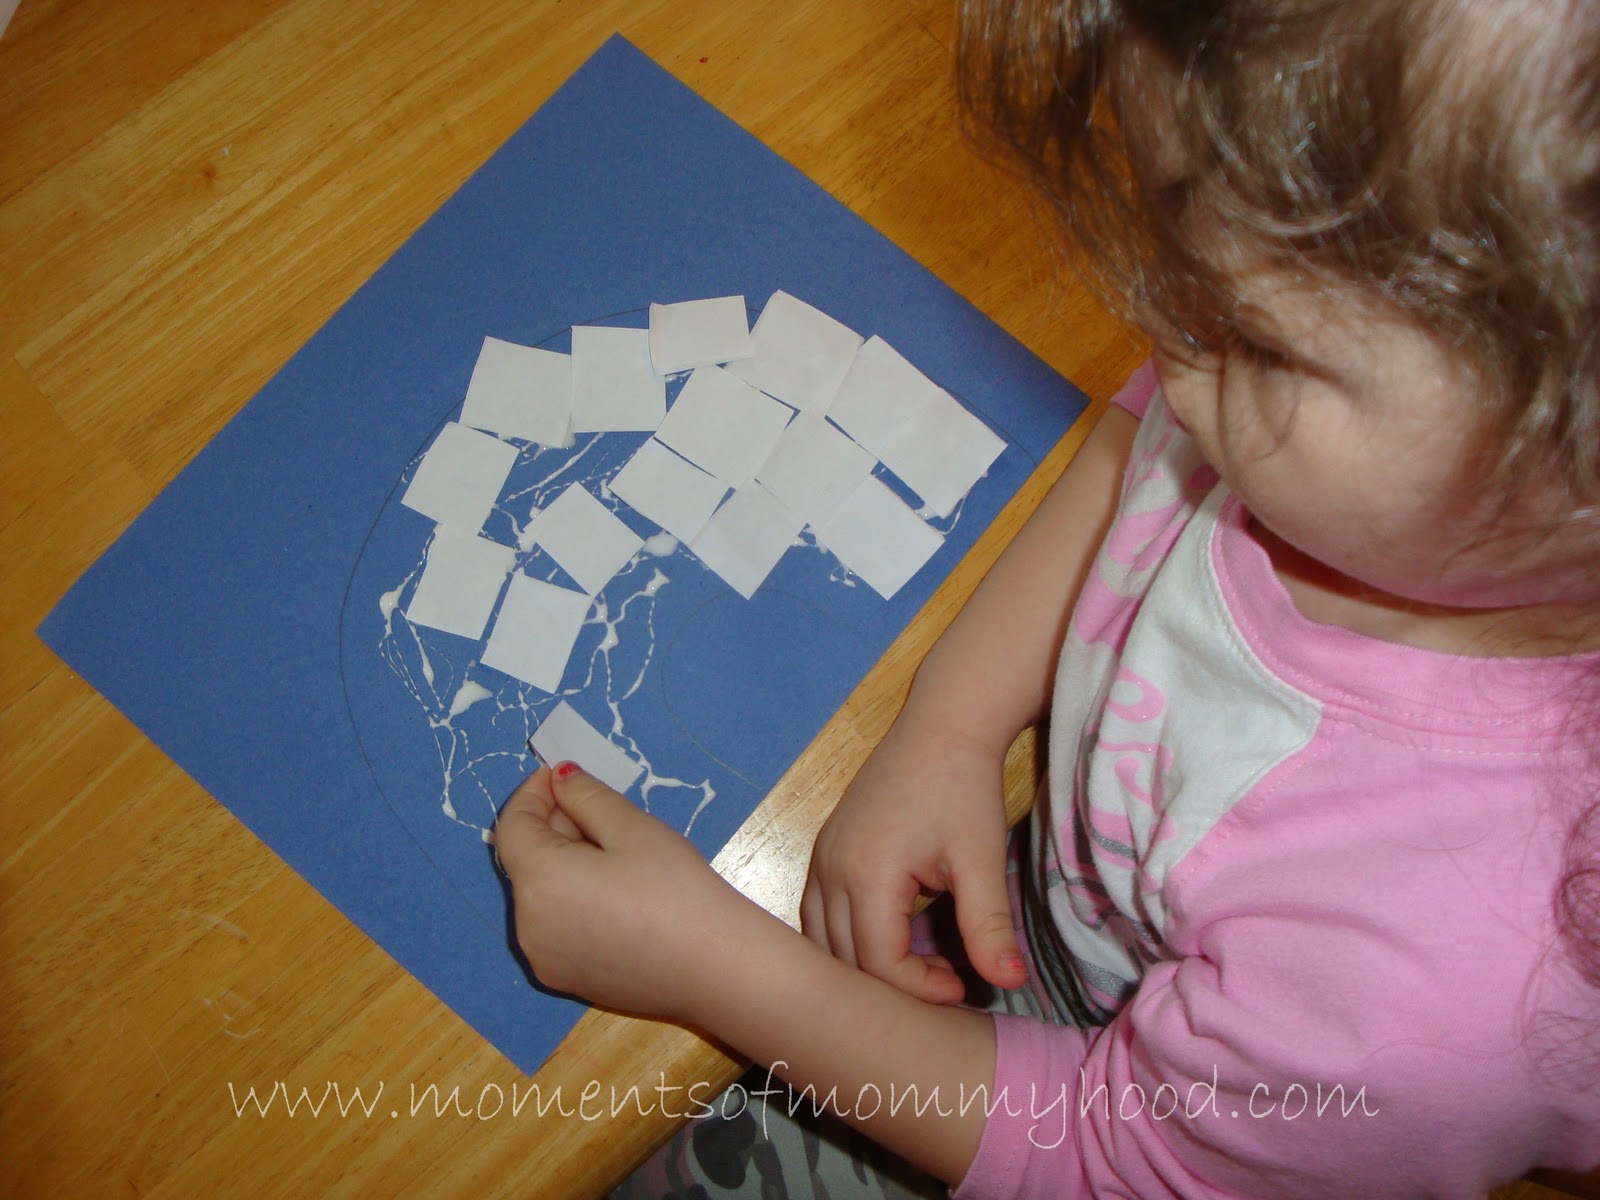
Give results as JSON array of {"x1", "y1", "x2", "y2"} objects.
[{"x1": 496, "y1": 0, "x2": 1600, "y2": 1195}]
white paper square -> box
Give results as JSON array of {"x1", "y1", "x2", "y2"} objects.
[
  {"x1": 648, "y1": 297, "x2": 754, "y2": 374},
  {"x1": 570, "y1": 326, "x2": 666, "y2": 433},
  {"x1": 755, "y1": 412, "x2": 877, "y2": 526},
  {"x1": 887, "y1": 391, "x2": 1007, "y2": 518},
  {"x1": 725, "y1": 290, "x2": 863, "y2": 412},
  {"x1": 460, "y1": 337, "x2": 574, "y2": 447},
  {"x1": 405, "y1": 528, "x2": 517, "y2": 639},
  {"x1": 688, "y1": 484, "x2": 805, "y2": 599},
  {"x1": 480, "y1": 573, "x2": 592, "y2": 693},
  {"x1": 608, "y1": 439, "x2": 729, "y2": 543},
  {"x1": 526, "y1": 484, "x2": 644, "y2": 595},
  {"x1": 810, "y1": 476, "x2": 944, "y2": 600},
  {"x1": 529, "y1": 701, "x2": 645, "y2": 795},
  {"x1": 825, "y1": 335, "x2": 932, "y2": 460},
  {"x1": 827, "y1": 336, "x2": 1005, "y2": 518},
  {"x1": 401, "y1": 423, "x2": 519, "y2": 534},
  {"x1": 655, "y1": 365, "x2": 794, "y2": 487}
]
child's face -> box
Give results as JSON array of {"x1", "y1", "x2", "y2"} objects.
[
  {"x1": 1148, "y1": 275, "x2": 1598, "y2": 616},
  {"x1": 1116, "y1": 36, "x2": 1597, "y2": 626}
]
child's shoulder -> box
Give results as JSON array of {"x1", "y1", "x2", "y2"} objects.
[{"x1": 1109, "y1": 359, "x2": 1160, "y2": 421}]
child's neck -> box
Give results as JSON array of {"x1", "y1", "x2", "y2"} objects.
[{"x1": 1249, "y1": 518, "x2": 1600, "y2": 658}]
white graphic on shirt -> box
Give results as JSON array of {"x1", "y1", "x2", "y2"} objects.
[{"x1": 1042, "y1": 392, "x2": 1321, "y2": 1013}]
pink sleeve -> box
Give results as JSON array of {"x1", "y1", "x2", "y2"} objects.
[
  {"x1": 953, "y1": 977, "x2": 1301, "y2": 1200},
  {"x1": 953, "y1": 889, "x2": 1595, "y2": 1200},
  {"x1": 952, "y1": 965, "x2": 1344, "y2": 1200},
  {"x1": 955, "y1": 961, "x2": 1508, "y2": 1200},
  {"x1": 1109, "y1": 360, "x2": 1159, "y2": 420}
]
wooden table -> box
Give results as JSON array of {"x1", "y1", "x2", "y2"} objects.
[
  {"x1": 6, "y1": 4, "x2": 1588, "y2": 1200},
  {"x1": 0, "y1": 4, "x2": 1140, "y2": 1196}
]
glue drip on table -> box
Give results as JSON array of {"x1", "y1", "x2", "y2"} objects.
[{"x1": 376, "y1": 433, "x2": 718, "y2": 844}]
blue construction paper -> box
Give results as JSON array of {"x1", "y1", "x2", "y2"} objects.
[{"x1": 37, "y1": 35, "x2": 1087, "y2": 1073}]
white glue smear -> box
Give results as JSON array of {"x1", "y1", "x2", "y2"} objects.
[
  {"x1": 379, "y1": 439, "x2": 716, "y2": 842},
  {"x1": 377, "y1": 421, "x2": 960, "y2": 847},
  {"x1": 448, "y1": 680, "x2": 494, "y2": 719}
]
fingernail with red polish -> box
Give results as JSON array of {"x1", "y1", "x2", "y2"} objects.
[
  {"x1": 1001, "y1": 952, "x2": 1025, "y2": 973},
  {"x1": 555, "y1": 761, "x2": 581, "y2": 779}
]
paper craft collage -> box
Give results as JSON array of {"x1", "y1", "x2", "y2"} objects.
[
  {"x1": 39, "y1": 36, "x2": 1086, "y2": 1071},
  {"x1": 394, "y1": 289, "x2": 1004, "y2": 800}
]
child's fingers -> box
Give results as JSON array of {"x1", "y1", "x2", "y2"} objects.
[
  {"x1": 798, "y1": 877, "x2": 826, "y2": 948},
  {"x1": 547, "y1": 762, "x2": 643, "y2": 847},
  {"x1": 949, "y1": 847, "x2": 1027, "y2": 991},
  {"x1": 852, "y1": 882, "x2": 967, "y2": 1005},
  {"x1": 803, "y1": 875, "x2": 964, "y2": 1003},
  {"x1": 500, "y1": 766, "x2": 585, "y2": 840},
  {"x1": 536, "y1": 773, "x2": 586, "y2": 841},
  {"x1": 901, "y1": 953, "x2": 966, "y2": 1005},
  {"x1": 495, "y1": 772, "x2": 580, "y2": 874},
  {"x1": 800, "y1": 880, "x2": 861, "y2": 968}
]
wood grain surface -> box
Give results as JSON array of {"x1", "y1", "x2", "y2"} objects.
[{"x1": 2, "y1": 4, "x2": 1592, "y2": 1199}]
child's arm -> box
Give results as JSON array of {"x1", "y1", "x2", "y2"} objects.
[
  {"x1": 498, "y1": 756, "x2": 1581, "y2": 1200},
  {"x1": 497, "y1": 396, "x2": 1141, "y2": 1184},
  {"x1": 496, "y1": 763, "x2": 998, "y2": 1185},
  {"x1": 802, "y1": 401, "x2": 1140, "y2": 999}
]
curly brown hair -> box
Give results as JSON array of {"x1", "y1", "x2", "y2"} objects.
[
  {"x1": 957, "y1": 0, "x2": 1600, "y2": 499},
  {"x1": 954, "y1": 0, "x2": 1600, "y2": 1017}
]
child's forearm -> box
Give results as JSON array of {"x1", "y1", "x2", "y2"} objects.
[
  {"x1": 900, "y1": 404, "x2": 1139, "y2": 756},
  {"x1": 688, "y1": 893, "x2": 999, "y2": 1186}
]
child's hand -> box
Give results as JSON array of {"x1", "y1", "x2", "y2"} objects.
[
  {"x1": 800, "y1": 720, "x2": 1026, "y2": 1004},
  {"x1": 495, "y1": 762, "x2": 745, "y2": 1021}
]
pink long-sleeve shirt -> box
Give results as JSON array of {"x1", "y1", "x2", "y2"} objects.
[{"x1": 955, "y1": 364, "x2": 1600, "y2": 1199}]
